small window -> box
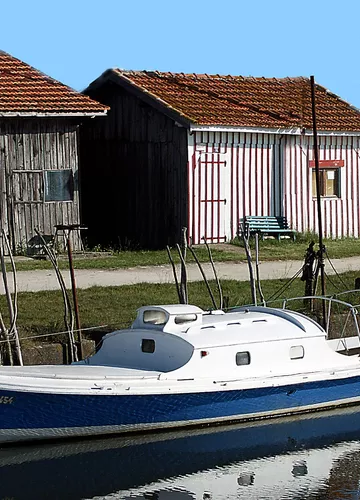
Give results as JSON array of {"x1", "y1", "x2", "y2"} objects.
[
  {"x1": 236, "y1": 351, "x2": 251, "y2": 366},
  {"x1": 175, "y1": 314, "x2": 197, "y2": 324},
  {"x1": 143, "y1": 310, "x2": 167, "y2": 325},
  {"x1": 290, "y1": 345, "x2": 304, "y2": 360},
  {"x1": 312, "y1": 169, "x2": 340, "y2": 198},
  {"x1": 44, "y1": 170, "x2": 74, "y2": 202},
  {"x1": 141, "y1": 339, "x2": 155, "y2": 353}
]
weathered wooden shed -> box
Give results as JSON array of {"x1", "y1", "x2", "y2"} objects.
[
  {"x1": 0, "y1": 51, "x2": 108, "y2": 253},
  {"x1": 81, "y1": 70, "x2": 360, "y2": 248}
]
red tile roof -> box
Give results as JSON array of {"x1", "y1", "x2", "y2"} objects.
[
  {"x1": 112, "y1": 70, "x2": 360, "y2": 131},
  {"x1": 0, "y1": 51, "x2": 108, "y2": 115}
]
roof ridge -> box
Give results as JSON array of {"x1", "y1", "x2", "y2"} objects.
[
  {"x1": 103, "y1": 69, "x2": 360, "y2": 131},
  {"x1": 115, "y1": 69, "x2": 310, "y2": 81}
]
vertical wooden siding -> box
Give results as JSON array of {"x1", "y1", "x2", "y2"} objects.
[
  {"x1": 284, "y1": 134, "x2": 360, "y2": 238},
  {"x1": 188, "y1": 131, "x2": 360, "y2": 244},
  {"x1": 0, "y1": 119, "x2": 81, "y2": 252},
  {"x1": 80, "y1": 83, "x2": 188, "y2": 249}
]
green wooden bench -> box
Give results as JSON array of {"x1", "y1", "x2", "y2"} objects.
[{"x1": 239, "y1": 216, "x2": 296, "y2": 241}]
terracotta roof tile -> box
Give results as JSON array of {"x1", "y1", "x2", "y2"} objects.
[
  {"x1": 113, "y1": 70, "x2": 360, "y2": 131},
  {"x1": 0, "y1": 51, "x2": 108, "y2": 115}
]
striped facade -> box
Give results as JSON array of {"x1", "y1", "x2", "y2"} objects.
[
  {"x1": 82, "y1": 70, "x2": 360, "y2": 249},
  {"x1": 188, "y1": 130, "x2": 360, "y2": 244}
]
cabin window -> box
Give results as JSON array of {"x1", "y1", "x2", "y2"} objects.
[
  {"x1": 175, "y1": 314, "x2": 197, "y2": 324},
  {"x1": 236, "y1": 351, "x2": 251, "y2": 366},
  {"x1": 143, "y1": 310, "x2": 167, "y2": 325},
  {"x1": 44, "y1": 170, "x2": 74, "y2": 202},
  {"x1": 290, "y1": 345, "x2": 304, "y2": 360},
  {"x1": 141, "y1": 339, "x2": 155, "y2": 353},
  {"x1": 312, "y1": 169, "x2": 340, "y2": 198}
]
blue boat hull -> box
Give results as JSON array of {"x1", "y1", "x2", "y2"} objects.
[
  {"x1": 1, "y1": 406, "x2": 360, "y2": 498},
  {"x1": 2, "y1": 374, "x2": 360, "y2": 442}
]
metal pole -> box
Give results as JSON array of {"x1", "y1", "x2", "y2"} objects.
[
  {"x1": 310, "y1": 76, "x2": 326, "y2": 327},
  {"x1": 67, "y1": 233, "x2": 83, "y2": 359}
]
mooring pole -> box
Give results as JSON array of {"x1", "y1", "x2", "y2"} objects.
[
  {"x1": 310, "y1": 75, "x2": 326, "y2": 328},
  {"x1": 66, "y1": 232, "x2": 83, "y2": 359}
]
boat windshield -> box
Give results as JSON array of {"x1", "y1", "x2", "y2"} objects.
[
  {"x1": 143, "y1": 310, "x2": 167, "y2": 325},
  {"x1": 174, "y1": 314, "x2": 198, "y2": 325}
]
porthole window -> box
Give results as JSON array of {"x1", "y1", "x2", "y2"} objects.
[
  {"x1": 290, "y1": 345, "x2": 304, "y2": 360},
  {"x1": 236, "y1": 351, "x2": 251, "y2": 366},
  {"x1": 141, "y1": 339, "x2": 155, "y2": 353}
]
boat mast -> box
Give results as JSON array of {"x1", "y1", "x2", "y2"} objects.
[{"x1": 310, "y1": 76, "x2": 326, "y2": 326}]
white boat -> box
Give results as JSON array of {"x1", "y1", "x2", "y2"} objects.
[{"x1": 0, "y1": 301, "x2": 360, "y2": 444}]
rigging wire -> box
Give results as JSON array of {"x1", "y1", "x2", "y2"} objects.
[
  {"x1": 265, "y1": 267, "x2": 304, "y2": 302},
  {"x1": 325, "y1": 250, "x2": 352, "y2": 290},
  {"x1": 234, "y1": 266, "x2": 304, "y2": 307},
  {"x1": 324, "y1": 271, "x2": 343, "y2": 292}
]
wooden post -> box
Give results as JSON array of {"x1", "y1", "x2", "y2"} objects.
[
  {"x1": 240, "y1": 221, "x2": 257, "y2": 305},
  {"x1": 179, "y1": 228, "x2": 188, "y2": 304},
  {"x1": 301, "y1": 241, "x2": 316, "y2": 310},
  {"x1": 254, "y1": 233, "x2": 265, "y2": 304},
  {"x1": 66, "y1": 233, "x2": 83, "y2": 359},
  {"x1": 0, "y1": 233, "x2": 22, "y2": 365}
]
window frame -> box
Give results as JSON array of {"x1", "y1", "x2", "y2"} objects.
[
  {"x1": 236, "y1": 351, "x2": 251, "y2": 366},
  {"x1": 141, "y1": 339, "x2": 155, "y2": 354},
  {"x1": 143, "y1": 310, "x2": 167, "y2": 326},
  {"x1": 312, "y1": 168, "x2": 341, "y2": 198},
  {"x1": 44, "y1": 169, "x2": 75, "y2": 203},
  {"x1": 290, "y1": 345, "x2": 304, "y2": 360}
]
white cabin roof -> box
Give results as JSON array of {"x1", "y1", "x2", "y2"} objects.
[
  {"x1": 130, "y1": 305, "x2": 325, "y2": 350},
  {"x1": 140, "y1": 304, "x2": 204, "y2": 315}
]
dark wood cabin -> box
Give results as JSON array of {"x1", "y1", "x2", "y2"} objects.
[
  {"x1": 80, "y1": 71, "x2": 189, "y2": 249},
  {"x1": 0, "y1": 51, "x2": 108, "y2": 254},
  {"x1": 82, "y1": 70, "x2": 360, "y2": 248}
]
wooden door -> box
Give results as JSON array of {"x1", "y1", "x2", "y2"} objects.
[{"x1": 197, "y1": 152, "x2": 228, "y2": 243}]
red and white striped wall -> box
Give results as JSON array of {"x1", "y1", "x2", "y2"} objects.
[{"x1": 187, "y1": 130, "x2": 360, "y2": 244}]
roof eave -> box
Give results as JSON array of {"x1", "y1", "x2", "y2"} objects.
[
  {"x1": 0, "y1": 111, "x2": 108, "y2": 118},
  {"x1": 190, "y1": 124, "x2": 360, "y2": 136}
]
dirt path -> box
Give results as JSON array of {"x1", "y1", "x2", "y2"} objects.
[{"x1": 1, "y1": 256, "x2": 360, "y2": 294}]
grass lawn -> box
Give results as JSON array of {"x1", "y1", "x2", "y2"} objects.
[
  {"x1": 9, "y1": 236, "x2": 360, "y2": 272},
  {"x1": 231, "y1": 235, "x2": 360, "y2": 261},
  {"x1": 4, "y1": 269, "x2": 360, "y2": 347}
]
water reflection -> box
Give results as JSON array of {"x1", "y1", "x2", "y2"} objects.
[{"x1": 1, "y1": 407, "x2": 360, "y2": 499}]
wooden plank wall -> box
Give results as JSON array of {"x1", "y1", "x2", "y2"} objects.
[
  {"x1": 0, "y1": 119, "x2": 81, "y2": 253},
  {"x1": 80, "y1": 82, "x2": 188, "y2": 249}
]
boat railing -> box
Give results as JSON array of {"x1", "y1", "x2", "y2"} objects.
[{"x1": 255, "y1": 295, "x2": 360, "y2": 343}]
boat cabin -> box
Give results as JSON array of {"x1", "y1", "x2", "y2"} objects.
[{"x1": 79, "y1": 304, "x2": 354, "y2": 380}]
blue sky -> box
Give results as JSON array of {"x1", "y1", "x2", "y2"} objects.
[{"x1": 2, "y1": 0, "x2": 360, "y2": 107}]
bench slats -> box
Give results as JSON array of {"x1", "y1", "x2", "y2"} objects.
[{"x1": 238, "y1": 216, "x2": 296, "y2": 241}]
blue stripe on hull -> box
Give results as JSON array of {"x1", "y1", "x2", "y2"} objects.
[{"x1": 2, "y1": 375, "x2": 360, "y2": 431}]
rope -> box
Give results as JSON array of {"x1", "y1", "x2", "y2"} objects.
[
  {"x1": 233, "y1": 266, "x2": 303, "y2": 307},
  {"x1": 324, "y1": 271, "x2": 343, "y2": 292},
  {"x1": 266, "y1": 267, "x2": 304, "y2": 302},
  {"x1": 325, "y1": 250, "x2": 352, "y2": 290},
  {"x1": 0, "y1": 325, "x2": 109, "y2": 345}
]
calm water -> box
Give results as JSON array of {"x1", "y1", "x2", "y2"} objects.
[{"x1": 1, "y1": 407, "x2": 360, "y2": 499}]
